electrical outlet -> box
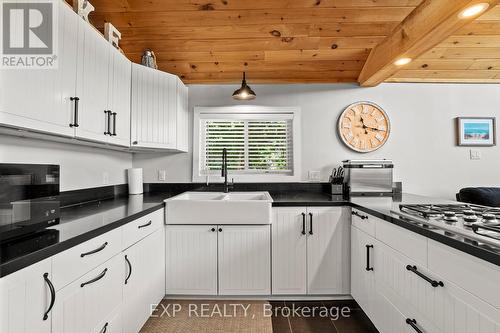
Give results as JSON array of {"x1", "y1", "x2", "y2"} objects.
[
  {"x1": 102, "y1": 171, "x2": 109, "y2": 185},
  {"x1": 308, "y1": 170, "x2": 321, "y2": 182},
  {"x1": 158, "y1": 169, "x2": 167, "y2": 181},
  {"x1": 470, "y1": 149, "x2": 482, "y2": 160}
]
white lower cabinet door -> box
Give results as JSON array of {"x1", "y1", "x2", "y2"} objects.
[
  {"x1": 122, "y1": 240, "x2": 145, "y2": 333},
  {"x1": 218, "y1": 225, "x2": 271, "y2": 295},
  {"x1": 123, "y1": 228, "x2": 165, "y2": 333},
  {"x1": 165, "y1": 225, "x2": 218, "y2": 295},
  {"x1": 0, "y1": 259, "x2": 53, "y2": 333},
  {"x1": 350, "y1": 226, "x2": 376, "y2": 319},
  {"x1": 141, "y1": 228, "x2": 166, "y2": 314},
  {"x1": 52, "y1": 254, "x2": 122, "y2": 333},
  {"x1": 306, "y1": 207, "x2": 350, "y2": 295},
  {"x1": 272, "y1": 207, "x2": 307, "y2": 295}
]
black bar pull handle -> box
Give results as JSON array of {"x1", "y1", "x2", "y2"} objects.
[
  {"x1": 125, "y1": 255, "x2": 132, "y2": 285},
  {"x1": 308, "y1": 212, "x2": 313, "y2": 235},
  {"x1": 42, "y1": 273, "x2": 56, "y2": 320},
  {"x1": 69, "y1": 97, "x2": 80, "y2": 127},
  {"x1": 352, "y1": 210, "x2": 368, "y2": 220},
  {"x1": 80, "y1": 268, "x2": 108, "y2": 288},
  {"x1": 365, "y1": 245, "x2": 374, "y2": 271},
  {"x1": 406, "y1": 265, "x2": 444, "y2": 288},
  {"x1": 111, "y1": 112, "x2": 117, "y2": 136},
  {"x1": 104, "y1": 111, "x2": 111, "y2": 135},
  {"x1": 80, "y1": 242, "x2": 108, "y2": 258},
  {"x1": 99, "y1": 322, "x2": 109, "y2": 333},
  {"x1": 406, "y1": 318, "x2": 424, "y2": 333},
  {"x1": 301, "y1": 213, "x2": 306, "y2": 235},
  {"x1": 138, "y1": 220, "x2": 152, "y2": 229}
]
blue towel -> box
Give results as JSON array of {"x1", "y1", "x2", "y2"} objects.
[{"x1": 458, "y1": 187, "x2": 500, "y2": 207}]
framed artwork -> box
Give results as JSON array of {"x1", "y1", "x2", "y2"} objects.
[{"x1": 456, "y1": 117, "x2": 496, "y2": 146}]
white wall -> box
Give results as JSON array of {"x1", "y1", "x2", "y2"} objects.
[
  {"x1": 133, "y1": 83, "x2": 500, "y2": 199},
  {"x1": 0, "y1": 135, "x2": 133, "y2": 191}
]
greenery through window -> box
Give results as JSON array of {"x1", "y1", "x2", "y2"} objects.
[{"x1": 201, "y1": 118, "x2": 293, "y2": 175}]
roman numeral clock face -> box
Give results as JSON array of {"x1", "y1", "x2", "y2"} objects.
[{"x1": 338, "y1": 102, "x2": 390, "y2": 152}]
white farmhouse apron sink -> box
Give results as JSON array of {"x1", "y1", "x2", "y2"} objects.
[{"x1": 164, "y1": 191, "x2": 273, "y2": 225}]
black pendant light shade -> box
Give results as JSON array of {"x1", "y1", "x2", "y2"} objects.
[{"x1": 232, "y1": 72, "x2": 256, "y2": 100}]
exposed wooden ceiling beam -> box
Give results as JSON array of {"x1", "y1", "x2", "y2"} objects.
[{"x1": 358, "y1": 0, "x2": 500, "y2": 87}]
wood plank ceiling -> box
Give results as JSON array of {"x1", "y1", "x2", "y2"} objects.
[
  {"x1": 84, "y1": 0, "x2": 500, "y2": 84},
  {"x1": 387, "y1": 4, "x2": 500, "y2": 83}
]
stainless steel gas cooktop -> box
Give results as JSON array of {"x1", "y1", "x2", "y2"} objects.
[{"x1": 391, "y1": 203, "x2": 500, "y2": 250}]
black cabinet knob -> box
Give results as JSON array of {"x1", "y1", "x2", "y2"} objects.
[
  {"x1": 211, "y1": 228, "x2": 216, "y2": 232},
  {"x1": 218, "y1": 228, "x2": 222, "y2": 232}
]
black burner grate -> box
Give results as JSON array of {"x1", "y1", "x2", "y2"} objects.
[{"x1": 399, "y1": 204, "x2": 500, "y2": 218}]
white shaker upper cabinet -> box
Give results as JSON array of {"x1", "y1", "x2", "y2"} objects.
[
  {"x1": 74, "y1": 21, "x2": 110, "y2": 144},
  {"x1": 176, "y1": 80, "x2": 189, "y2": 152},
  {"x1": 131, "y1": 63, "x2": 189, "y2": 151},
  {"x1": 0, "y1": 0, "x2": 78, "y2": 137},
  {"x1": 107, "y1": 48, "x2": 132, "y2": 147}
]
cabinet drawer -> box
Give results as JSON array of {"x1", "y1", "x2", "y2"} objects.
[
  {"x1": 92, "y1": 305, "x2": 122, "y2": 333},
  {"x1": 122, "y1": 209, "x2": 163, "y2": 250},
  {"x1": 375, "y1": 219, "x2": 427, "y2": 267},
  {"x1": 52, "y1": 227, "x2": 122, "y2": 290},
  {"x1": 428, "y1": 239, "x2": 500, "y2": 310},
  {"x1": 351, "y1": 208, "x2": 376, "y2": 237}
]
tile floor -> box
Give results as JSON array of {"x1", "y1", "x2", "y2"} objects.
[{"x1": 270, "y1": 300, "x2": 379, "y2": 333}]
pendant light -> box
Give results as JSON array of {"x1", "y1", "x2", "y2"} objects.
[{"x1": 232, "y1": 72, "x2": 256, "y2": 100}]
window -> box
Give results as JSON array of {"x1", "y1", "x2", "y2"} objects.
[{"x1": 193, "y1": 106, "x2": 301, "y2": 182}]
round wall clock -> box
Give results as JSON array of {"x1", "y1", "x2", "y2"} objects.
[{"x1": 338, "y1": 102, "x2": 390, "y2": 153}]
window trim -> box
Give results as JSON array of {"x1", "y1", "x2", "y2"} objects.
[{"x1": 193, "y1": 106, "x2": 301, "y2": 183}]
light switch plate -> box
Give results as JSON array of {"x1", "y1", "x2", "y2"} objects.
[
  {"x1": 470, "y1": 149, "x2": 482, "y2": 160},
  {"x1": 308, "y1": 170, "x2": 321, "y2": 182},
  {"x1": 158, "y1": 169, "x2": 167, "y2": 181}
]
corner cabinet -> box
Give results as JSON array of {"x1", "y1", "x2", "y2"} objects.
[
  {"x1": 351, "y1": 210, "x2": 500, "y2": 333},
  {"x1": 272, "y1": 207, "x2": 350, "y2": 295},
  {"x1": 131, "y1": 63, "x2": 189, "y2": 151}
]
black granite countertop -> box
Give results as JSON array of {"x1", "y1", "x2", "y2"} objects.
[
  {"x1": 271, "y1": 192, "x2": 499, "y2": 266},
  {"x1": 0, "y1": 192, "x2": 173, "y2": 277},
  {"x1": 1, "y1": 190, "x2": 498, "y2": 277}
]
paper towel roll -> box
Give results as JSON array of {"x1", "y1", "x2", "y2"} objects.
[{"x1": 127, "y1": 168, "x2": 143, "y2": 195}]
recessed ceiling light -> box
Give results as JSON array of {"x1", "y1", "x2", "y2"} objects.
[
  {"x1": 394, "y1": 58, "x2": 412, "y2": 66},
  {"x1": 459, "y1": 3, "x2": 489, "y2": 19}
]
